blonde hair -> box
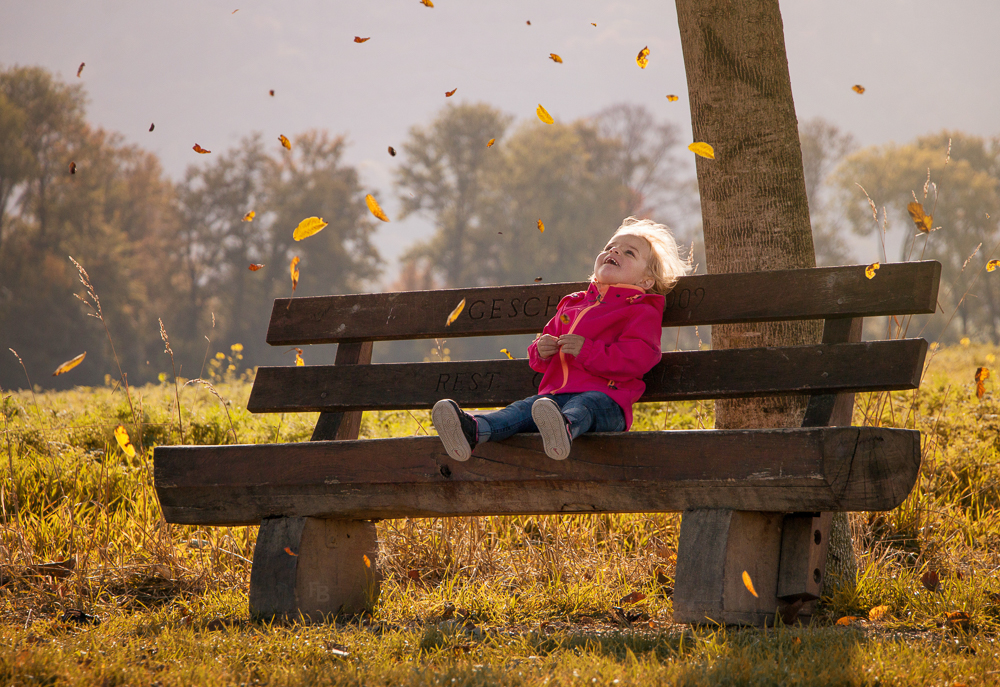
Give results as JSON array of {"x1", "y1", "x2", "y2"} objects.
[{"x1": 598, "y1": 217, "x2": 691, "y2": 295}]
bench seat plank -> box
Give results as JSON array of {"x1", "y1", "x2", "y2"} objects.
[
  {"x1": 266, "y1": 261, "x2": 940, "y2": 345},
  {"x1": 247, "y1": 339, "x2": 927, "y2": 413},
  {"x1": 153, "y1": 427, "x2": 920, "y2": 525}
]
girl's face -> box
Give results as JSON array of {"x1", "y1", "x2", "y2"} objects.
[{"x1": 593, "y1": 234, "x2": 654, "y2": 290}]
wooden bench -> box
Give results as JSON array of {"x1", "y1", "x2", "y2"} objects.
[{"x1": 153, "y1": 260, "x2": 940, "y2": 625}]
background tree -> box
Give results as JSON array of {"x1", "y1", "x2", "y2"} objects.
[
  {"x1": 833, "y1": 131, "x2": 1000, "y2": 342},
  {"x1": 799, "y1": 117, "x2": 857, "y2": 266}
]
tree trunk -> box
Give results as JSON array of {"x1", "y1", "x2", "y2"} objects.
[{"x1": 673, "y1": 0, "x2": 855, "y2": 623}]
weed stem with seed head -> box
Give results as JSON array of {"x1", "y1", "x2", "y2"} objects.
[
  {"x1": 7, "y1": 349, "x2": 37, "y2": 410},
  {"x1": 183, "y1": 378, "x2": 239, "y2": 444},
  {"x1": 159, "y1": 318, "x2": 184, "y2": 443}
]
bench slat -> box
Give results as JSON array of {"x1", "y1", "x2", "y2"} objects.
[
  {"x1": 266, "y1": 261, "x2": 940, "y2": 345},
  {"x1": 246, "y1": 339, "x2": 927, "y2": 413},
  {"x1": 153, "y1": 426, "x2": 920, "y2": 525}
]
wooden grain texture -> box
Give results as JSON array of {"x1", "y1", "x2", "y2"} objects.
[
  {"x1": 777, "y1": 512, "x2": 833, "y2": 602},
  {"x1": 248, "y1": 517, "x2": 304, "y2": 620},
  {"x1": 265, "y1": 261, "x2": 940, "y2": 345},
  {"x1": 152, "y1": 427, "x2": 921, "y2": 525},
  {"x1": 309, "y1": 341, "x2": 373, "y2": 441},
  {"x1": 247, "y1": 339, "x2": 927, "y2": 413}
]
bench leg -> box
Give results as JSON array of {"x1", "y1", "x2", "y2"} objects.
[{"x1": 249, "y1": 517, "x2": 380, "y2": 621}]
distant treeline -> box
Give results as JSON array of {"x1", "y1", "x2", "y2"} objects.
[{"x1": 1, "y1": 65, "x2": 998, "y2": 391}]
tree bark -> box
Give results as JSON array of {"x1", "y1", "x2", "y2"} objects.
[{"x1": 674, "y1": 0, "x2": 855, "y2": 620}]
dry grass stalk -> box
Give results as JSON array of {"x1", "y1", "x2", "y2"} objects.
[
  {"x1": 159, "y1": 318, "x2": 184, "y2": 443},
  {"x1": 183, "y1": 378, "x2": 239, "y2": 444}
]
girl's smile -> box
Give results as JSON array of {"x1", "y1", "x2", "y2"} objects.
[{"x1": 593, "y1": 234, "x2": 654, "y2": 290}]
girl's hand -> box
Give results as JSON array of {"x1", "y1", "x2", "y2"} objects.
[
  {"x1": 535, "y1": 334, "x2": 560, "y2": 359},
  {"x1": 557, "y1": 334, "x2": 585, "y2": 357}
]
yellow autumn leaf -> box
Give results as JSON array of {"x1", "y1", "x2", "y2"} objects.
[
  {"x1": 279, "y1": 134, "x2": 291, "y2": 150},
  {"x1": 366, "y1": 194, "x2": 390, "y2": 222},
  {"x1": 242, "y1": 210, "x2": 255, "y2": 222},
  {"x1": 549, "y1": 53, "x2": 563, "y2": 63},
  {"x1": 742, "y1": 570, "x2": 758, "y2": 598},
  {"x1": 114, "y1": 424, "x2": 136, "y2": 458},
  {"x1": 486, "y1": 138, "x2": 495, "y2": 148},
  {"x1": 988, "y1": 260, "x2": 1000, "y2": 272},
  {"x1": 976, "y1": 366, "x2": 989, "y2": 400},
  {"x1": 284, "y1": 546, "x2": 298, "y2": 556},
  {"x1": 293, "y1": 216, "x2": 329, "y2": 241},
  {"x1": 500, "y1": 348, "x2": 513, "y2": 360},
  {"x1": 666, "y1": 94, "x2": 679, "y2": 101},
  {"x1": 52, "y1": 352, "x2": 86, "y2": 376},
  {"x1": 290, "y1": 256, "x2": 300, "y2": 292},
  {"x1": 688, "y1": 142, "x2": 715, "y2": 159},
  {"x1": 420, "y1": 0, "x2": 433, "y2": 6},
  {"x1": 445, "y1": 298, "x2": 466, "y2": 327},
  {"x1": 295, "y1": 347, "x2": 305, "y2": 366},
  {"x1": 636, "y1": 45, "x2": 649, "y2": 69},
  {"x1": 537, "y1": 219, "x2": 545, "y2": 233},
  {"x1": 536, "y1": 104, "x2": 554, "y2": 124},
  {"x1": 868, "y1": 605, "x2": 889, "y2": 621},
  {"x1": 852, "y1": 84, "x2": 865, "y2": 94},
  {"x1": 907, "y1": 202, "x2": 933, "y2": 233},
  {"x1": 363, "y1": 554, "x2": 371, "y2": 568},
  {"x1": 865, "y1": 262, "x2": 880, "y2": 279},
  {"x1": 836, "y1": 616, "x2": 858, "y2": 626}
]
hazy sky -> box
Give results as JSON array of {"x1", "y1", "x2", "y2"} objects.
[{"x1": 3, "y1": 0, "x2": 999, "y2": 280}]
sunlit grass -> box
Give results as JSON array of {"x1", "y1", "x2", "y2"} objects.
[{"x1": 1, "y1": 345, "x2": 999, "y2": 685}]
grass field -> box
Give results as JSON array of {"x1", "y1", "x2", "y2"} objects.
[{"x1": 2, "y1": 343, "x2": 999, "y2": 686}]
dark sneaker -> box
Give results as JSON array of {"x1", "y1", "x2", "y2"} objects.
[
  {"x1": 432, "y1": 399, "x2": 478, "y2": 462},
  {"x1": 531, "y1": 397, "x2": 572, "y2": 460}
]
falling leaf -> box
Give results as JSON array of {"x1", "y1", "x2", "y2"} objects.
[
  {"x1": 290, "y1": 256, "x2": 300, "y2": 292},
  {"x1": 445, "y1": 87, "x2": 458, "y2": 97},
  {"x1": 294, "y1": 348, "x2": 304, "y2": 366},
  {"x1": 742, "y1": 570, "x2": 758, "y2": 597},
  {"x1": 549, "y1": 53, "x2": 563, "y2": 63},
  {"x1": 232, "y1": 9, "x2": 238, "y2": 13},
  {"x1": 534, "y1": 277, "x2": 543, "y2": 282},
  {"x1": 792, "y1": 637, "x2": 802, "y2": 647},
  {"x1": 193, "y1": 144, "x2": 211, "y2": 154},
  {"x1": 620, "y1": 591, "x2": 647, "y2": 605},
  {"x1": 279, "y1": 134, "x2": 291, "y2": 150},
  {"x1": 149, "y1": 123, "x2": 155, "y2": 132},
  {"x1": 445, "y1": 298, "x2": 466, "y2": 326},
  {"x1": 77, "y1": 62, "x2": 85, "y2": 77},
  {"x1": 114, "y1": 425, "x2": 136, "y2": 458},
  {"x1": 365, "y1": 194, "x2": 390, "y2": 222},
  {"x1": 560, "y1": 314, "x2": 569, "y2": 324},
  {"x1": 537, "y1": 219, "x2": 545, "y2": 233},
  {"x1": 907, "y1": 202, "x2": 933, "y2": 233},
  {"x1": 421, "y1": 0, "x2": 434, "y2": 6},
  {"x1": 68, "y1": 161, "x2": 76, "y2": 175},
  {"x1": 688, "y1": 142, "x2": 715, "y2": 159},
  {"x1": 269, "y1": 89, "x2": 275, "y2": 96},
  {"x1": 526, "y1": 20, "x2": 531, "y2": 25},
  {"x1": 920, "y1": 570, "x2": 940, "y2": 592},
  {"x1": 987, "y1": 260, "x2": 1000, "y2": 272},
  {"x1": 976, "y1": 367, "x2": 989, "y2": 400},
  {"x1": 591, "y1": 22, "x2": 597, "y2": 26},
  {"x1": 500, "y1": 348, "x2": 513, "y2": 360},
  {"x1": 636, "y1": 46, "x2": 650, "y2": 69},
  {"x1": 363, "y1": 554, "x2": 371, "y2": 568},
  {"x1": 836, "y1": 616, "x2": 858, "y2": 626},
  {"x1": 354, "y1": 36, "x2": 370, "y2": 43},
  {"x1": 284, "y1": 547, "x2": 298, "y2": 556},
  {"x1": 52, "y1": 352, "x2": 86, "y2": 376},
  {"x1": 243, "y1": 211, "x2": 255, "y2": 222},
  {"x1": 388, "y1": 146, "x2": 397, "y2": 156},
  {"x1": 536, "y1": 104, "x2": 554, "y2": 124},
  {"x1": 666, "y1": 94, "x2": 679, "y2": 101},
  {"x1": 852, "y1": 84, "x2": 865, "y2": 94},
  {"x1": 869, "y1": 605, "x2": 890, "y2": 621},
  {"x1": 486, "y1": 138, "x2": 495, "y2": 148},
  {"x1": 248, "y1": 264, "x2": 264, "y2": 271},
  {"x1": 865, "y1": 262, "x2": 880, "y2": 279},
  {"x1": 293, "y1": 216, "x2": 329, "y2": 241}
]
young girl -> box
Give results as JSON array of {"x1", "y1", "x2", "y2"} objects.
[{"x1": 432, "y1": 217, "x2": 690, "y2": 461}]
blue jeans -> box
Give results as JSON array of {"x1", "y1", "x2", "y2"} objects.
[{"x1": 475, "y1": 391, "x2": 626, "y2": 443}]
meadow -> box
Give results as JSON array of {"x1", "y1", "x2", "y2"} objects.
[{"x1": 1, "y1": 342, "x2": 999, "y2": 686}]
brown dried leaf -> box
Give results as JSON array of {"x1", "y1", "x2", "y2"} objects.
[
  {"x1": 68, "y1": 161, "x2": 76, "y2": 175},
  {"x1": 388, "y1": 146, "x2": 397, "y2": 156},
  {"x1": 248, "y1": 264, "x2": 264, "y2": 271},
  {"x1": 836, "y1": 616, "x2": 859, "y2": 626},
  {"x1": 976, "y1": 366, "x2": 989, "y2": 399},
  {"x1": 445, "y1": 87, "x2": 458, "y2": 97},
  {"x1": 193, "y1": 144, "x2": 211, "y2": 154},
  {"x1": 620, "y1": 591, "x2": 646, "y2": 605},
  {"x1": 149, "y1": 123, "x2": 155, "y2": 131},
  {"x1": 284, "y1": 546, "x2": 298, "y2": 556},
  {"x1": 354, "y1": 36, "x2": 370, "y2": 43},
  {"x1": 920, "y1": 569, "x2": 940, "y2": 592},
  {"x1": 77, "y1": 62, "x2": 85, "y2": 77},
  {"x1": 269, "y1": 89, "x2": 275, "y2": 96},
  {"x1": 944, "y1": 610, "x2": 971, "y2": 631},
  {"x1": 534, "y1": 277, "x2": 543, "y2": 282}
]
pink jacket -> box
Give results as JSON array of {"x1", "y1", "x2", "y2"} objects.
[{"x1": 527, "y1": 282, "x2": 665, "y2": 429}]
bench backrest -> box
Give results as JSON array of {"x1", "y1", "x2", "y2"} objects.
[{"x1": 248, "y1": 261, "x2": 940, "y2": 420}]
